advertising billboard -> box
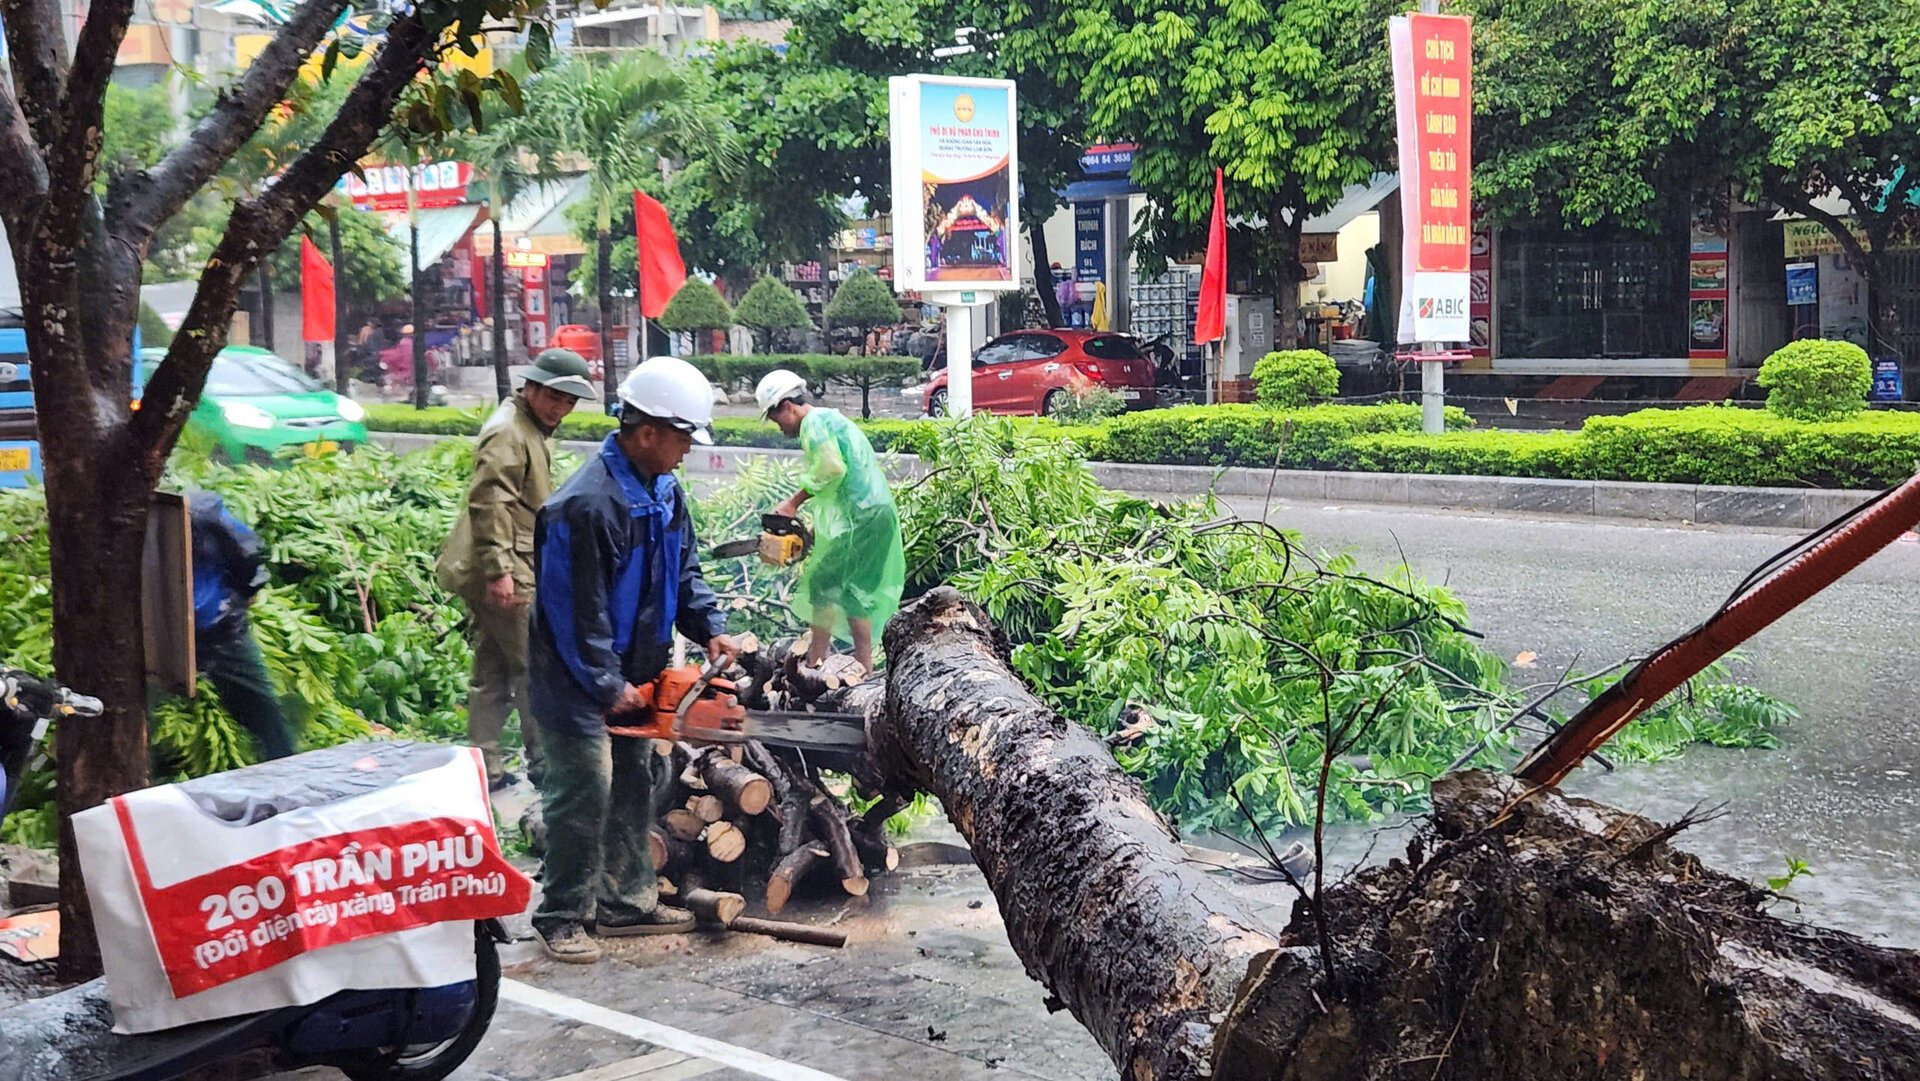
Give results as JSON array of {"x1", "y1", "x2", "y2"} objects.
[
  {"x1": 1390, "y1": 13, "x2": 1473, "y2": 343},
  {"x1": 889, "y1": 75, "x2": 1021, "y2": 293}
]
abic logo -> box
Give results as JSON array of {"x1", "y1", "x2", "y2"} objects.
[{"x1": 1418, "y1": 297, "x2": 1467, "y2": 319}]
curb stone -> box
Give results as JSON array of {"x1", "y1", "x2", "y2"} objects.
[{"x1": 371, "y1": 432, "x2": 1881, "y2": 531}]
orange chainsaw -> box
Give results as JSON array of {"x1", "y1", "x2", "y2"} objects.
[{"x1": 605, "y1": 661, "x2": 867, "y2": 752}]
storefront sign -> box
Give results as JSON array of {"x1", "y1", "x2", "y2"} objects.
[
  {"x1": 888, "y1": 74, "x2": 1022, "y2": 292},
  {"x1": 1074, "y1": 203, "x2": 1106, "y2": 284},
  {"x1": 334, "y1": 162, "x2": 473, "y2": 213},
  {"x1": 1873, "y1": 357, "x2": 1904, "y2": 402},
  {"x1": 1785, "y1": 262, "x2": 1818, "y2": 306},
  {"x1": 1690, "y1": 299, "x2": 1726, "y2": 353},
  {"x1": 1079, "y1": 143, "x2": 1137, "y2": 176},
  {"x1": 1390, "y1": 12, "x2": 1473, "y2": 343},
  {"x1": 1301, "y1": 233, "x2": 1339, "y2": 263},
  {"x1": 504, "y1": 250, "x2": 548, "y2": 269},
  {"x1": 1690, "y1": 257, "x2": 1729, "y2": 293}
]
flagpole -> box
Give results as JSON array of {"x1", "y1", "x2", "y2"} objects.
[{"x1": 1418, "y1": 0, "x2": 1445, "y2": 435}]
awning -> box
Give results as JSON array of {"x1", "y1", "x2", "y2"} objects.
[
  {"x1": 1227, "y1": 173, "x2": 1399, "y2": 234},
  {"x1": 469, "y1": 176, "x2": 590, "y2": 257},
  {"x1": 1301, "y1": 173, "x2": 1398, "y2": 234},
  {"x1": 388, "y1": 205, "x2": 485, "y2": 269}
]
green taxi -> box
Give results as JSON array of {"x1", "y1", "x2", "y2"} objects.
[{"x1": 138, "y1": 346, "x2": 369, "y2": 464}]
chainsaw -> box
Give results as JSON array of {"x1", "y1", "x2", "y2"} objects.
[
  {"x1": 711, "y1": 513, "x2": 813, "y2": 568},
  {"x1": 605, "y1": 661, "x2": 866, "y2": 753}
]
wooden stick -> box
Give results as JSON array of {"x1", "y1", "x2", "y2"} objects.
[
  {"x1": 704, "y1": 820, "x2": 747, "y2": 863},
  {"x1": 687, "y1": 794, "x2": 726, "y2": 823},
  {"x1": 697, "y1": 748, "x2": 773, "y2": 815},
  {"x1": 683, "y1": 888, "x2": 746, "y2": 927},
  {"x1": 728, "y1": 916, "x2": 847, "y2": 948},
  {"x1": 809, "y1": 792, "x2": 868, "y2": 896},
  {"x1": 765, "y1": 844, "x2": 828, "y2": 916}
]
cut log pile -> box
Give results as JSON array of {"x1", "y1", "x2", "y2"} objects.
[{"x1": 642, "y1": 635, "x2": 896, "y2": 931}]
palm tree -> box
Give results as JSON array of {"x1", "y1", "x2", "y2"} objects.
[
  {"x1": 525, "y1": 53, "x2": 735, "y2": 407},
  {"x1": 437, "y1": 87, "x2": 554, "y2": 401}
]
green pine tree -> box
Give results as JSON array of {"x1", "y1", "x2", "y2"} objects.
[
  {"x1": 658, "y1": 278, "x2": 736, "y2": 354},
  {"x1": 823, "y1": 269, "x2": 902, "y2": 355},
  {"x1": 733, "y1": 274, "x2": 813, "y2": 353}
]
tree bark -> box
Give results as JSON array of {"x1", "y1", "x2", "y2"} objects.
[
  {"x1": 872, "y1": 589, "x2": 1920, "y2": 1080},
  {"x1": 330, "y1": 209, "x2": 349, "y2": 397},
  {"x1": 598, "y1": 225, "x2": 616, "y2": 409},
  {"x1": 491, "y1": 214, "x2": 510, "y2": 401},
  {"x1": 870, "y1": 588, "x2": 1280, "y2": 1080},
  {"x1": 410, "y1": 219, "x2": 428, "y2": 409},
  {"x1": 256, "y1": 261, "x2": 276, "y2": 350},
  {"x1": 1031, "y1": 224, "x2": 1065, "y2": 329}
]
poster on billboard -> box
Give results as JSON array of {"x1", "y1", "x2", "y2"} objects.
[
  {"x1": 1390, "y1": 13, "x2": 1473, "y2": 344},
  {"x1": 889, "y1": 75, "x2": 1022, "y2": 294}
]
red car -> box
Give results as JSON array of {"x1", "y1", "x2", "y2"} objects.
[{"x1": 923, "y1": 329, "x2": 1158, "y2": 417}]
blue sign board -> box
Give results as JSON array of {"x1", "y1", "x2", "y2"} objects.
[
  {"x1": 1872, "y1": 357, "x2": 1905, "y2": 402},
  {"x1": 1074, "y1": 203, "x2": 1106, "y2": 285},
  {"x1": 1785, "y1": 262, "x2": 1818, "y2": 306},
  {"x1": 1078, "y1": 143, "x2": 1136, "y2": 176}
]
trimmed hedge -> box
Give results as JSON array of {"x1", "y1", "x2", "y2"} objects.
[
  {"x1": 363, "y1": 403, "x2": 939, "y2": 455},
  {"x1": 1345, "y1": 429, "x2": 1584, "y2": 478},
  {"x1": 1757, "y1": 339, "x2": 1872, "y2": 421},
  {"x1": 1580, "y1": 407, "x2": 1920, "y2": 489},
  {"x1": 1099, "y1": 404, "x2": 1473, "y2": 469},
  {"x1": 366, "y1": 401, "x2": 1920, "y2": 490},
  {"x1": 1346, "y1": 407, "x2": 1920, "y2": 489}
]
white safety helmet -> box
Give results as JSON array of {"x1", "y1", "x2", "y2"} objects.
[
  {"x1": 754, "y1": 369, "x2": 809, "y2": 416},
  {"x1": 617, "y1": 356, "x2": 715, "y2": 444}
]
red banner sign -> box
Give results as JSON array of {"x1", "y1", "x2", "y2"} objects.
[
  {"x1": 1391, "y1": 12, "x2": 1474, "y2": 342},
  {"x1": 113, "y1": 800, "x2": 531, "y2": 998}
]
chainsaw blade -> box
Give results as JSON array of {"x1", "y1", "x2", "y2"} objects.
[
  {"x1": 710, "y1": 538, "x2": 761, "y2": 559},
  {"x1": 680, "y1": 710, "x2": 868, "y2": 751}
]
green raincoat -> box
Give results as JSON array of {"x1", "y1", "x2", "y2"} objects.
[{"x1": 792, "y1": 407, "x2": 905, "y2": 639}]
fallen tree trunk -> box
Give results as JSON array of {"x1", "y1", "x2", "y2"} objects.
[
  {"x1": 872, "y1": 588, "x2": 1281, "y2": 1080},
  {"x1": 872, "y1": 588, "x2": 1920, "y2": 1081}
]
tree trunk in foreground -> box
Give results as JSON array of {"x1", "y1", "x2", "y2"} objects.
[
  {"x1": 870, "y1": 588, "x2": 1282, "y2": 1080},
  {"x1": 872, "y1": 589, "x2": 1920, "y2": 1081}
]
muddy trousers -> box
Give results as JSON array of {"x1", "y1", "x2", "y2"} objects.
[
  {"x1": 531, "y1": 723, "x2": 658, "y2": 935},
  {"x1": 197, "y1": 620, "x2": 295, "y2": 761},
  {"x1": 466, "y1": 597, "x2": 544, "y2": 785}
]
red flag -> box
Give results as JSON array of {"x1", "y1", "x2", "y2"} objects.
[
  {"x1": 632, "y1": 190, "x2": 687, "y2": 320},
  {"x1": 300, "y1": 235, "x2": 335, "y2": 343},
  {"x1": 1193, "y1": 168, "x2": 1227, "y2": 345}
]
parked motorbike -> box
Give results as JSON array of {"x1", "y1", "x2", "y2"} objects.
[{"x1": 0, "y1": 670, "x2": 507, "y2": 1081}]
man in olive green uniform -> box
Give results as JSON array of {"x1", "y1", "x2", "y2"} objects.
[{"x1": 437, "y1": 349, "x2": 594, "y2": 789}]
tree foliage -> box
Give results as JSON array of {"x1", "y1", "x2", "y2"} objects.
[
  {"x1": 1056, "y1": 0, "x2": 1394, "y2": 296},
  {"x1": 99, "y1": 82, "x2": 175, "y2": 191},
  {"x1": 267, "y1": 206, "x2": 409, "y2": 309},
  {"x1": 734, "y1": 274, "x2": 814, "y2": 352}
]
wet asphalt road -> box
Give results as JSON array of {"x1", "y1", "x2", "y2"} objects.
[{"x1": 1199, "y1": 491, "x2": 1920, "y2": 948}]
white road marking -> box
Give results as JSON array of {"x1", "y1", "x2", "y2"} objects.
[{"x1": 503, "y1": 978, "x2": 855, "y2": 1081}]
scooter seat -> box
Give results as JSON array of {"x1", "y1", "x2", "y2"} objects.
[{"x1": 0, "y1": 977, "x2": 279, "y2": 1081}]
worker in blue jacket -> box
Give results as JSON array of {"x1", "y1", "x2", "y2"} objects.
[
  {"x1": 528, "y1": 356, "x2": 738, "y2": 964},
  {"x1": 188, "y1": 492, "x2": 295, "y2": 761}
]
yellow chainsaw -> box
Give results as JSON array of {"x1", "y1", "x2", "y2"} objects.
[{"x1": 710, "y1": 512, "x2": 813, "y2": 567}]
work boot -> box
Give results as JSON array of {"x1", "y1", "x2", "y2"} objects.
[
  {"x1": 596, "y1": 905, "x2": 696, "y2": 937},
  {"x1": 538, "y1": 921, "x2": 602, "y2": 964}
]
